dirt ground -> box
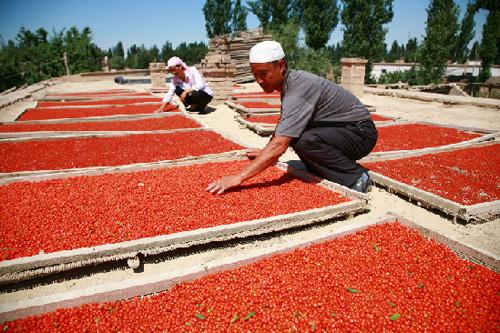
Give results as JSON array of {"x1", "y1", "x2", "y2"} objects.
[{"x1": 0, "y1": 78, "x2": 498, "y2": 305}]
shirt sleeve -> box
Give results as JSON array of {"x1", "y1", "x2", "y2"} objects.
[
  {"x1": 275, "y1": 95, "x2": 315, "y2": 138},
  {"x1": 162, "y1": 81, "x2": 176, "y2": 103}
]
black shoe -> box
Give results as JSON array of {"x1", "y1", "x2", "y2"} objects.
[{"x1": 350, "y1": 172, "x2": 373, "y2": 193}]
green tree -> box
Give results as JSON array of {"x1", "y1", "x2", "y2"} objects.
[
  {"x1": 109, "y1": 41, "x2": 125, "y2": 69},
  {"x1": 174, "y1": 42, "x2": 208, "y2": 65},
  {"x1": 293, "y1": 47, "x2": 334, "y2": 77},
  {"x1": 420, "y1": 0, "x2": 459, "y2": 83},
  {"x1": 267, "y1": 20, "x2": 301, "y2": 67},
  {"x1": 299, "y1": 0, "x2": 339, "y2": 50},
  {"x1": 469, "y1": 41, "x2": 480, "y2": 60},
  {"x1": 136, "y1": 45, "x2": 152, "y2": 68},
  {"x1": 248, "y1": 0, "x2": 298, "y2": 31},
  {"x1": 232, "y1": 0, "x2": 248, "y2": 32},
  {"x1": 0, "y1": 26, "x2": 103, "y2": 91},
  {"x1": 404, "y1": 37, "x2": 419, "y2": 63},
  {"x1": 150, "y1": 44, "x2": 160, "y2": 62},
  {"x1": 203, "y1": 0, "x2": 232, "y2": 38},
  {"x1": 247, "y1": 0, "x2": 272, "y2": 29},
  {"x1": 341, "y1": 0, "x2": 394, "y2": 82},
  {"x1": 160, "y1": 41, "x2": 175, "y2": 63},
  {"x1": 453, "y1": 1, "x2": 476, "y2": 63},
  {"x1": 327, "y1": 41, "x2": 344, "y2": 64},
  {"x1": 125, "y1": 44, "x2": 139, "y2": 68},
  {"x1": 387, "y1": 40, "x2": 403, "y2": 62},
  {"x1": 477, "y1": 1, "x2": 500, "y2": 81}
]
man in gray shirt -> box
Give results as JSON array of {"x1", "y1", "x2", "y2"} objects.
[{"x1": 207, "y1": 41, "x2": 377, "y2": 194}]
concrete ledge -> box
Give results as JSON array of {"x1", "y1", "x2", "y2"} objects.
[
  {"x1": 369, "y1": 171, "x2": 500, "y2": 223},
  {"x1": 1, "y1": 111, "x2": 182, "y2": 126},
  {"x1": 0, "y1": 127, "x2": 207, "y2": 142},
  {"x1": 230, "y1": 96, "x2": 281, "y2": 104}
]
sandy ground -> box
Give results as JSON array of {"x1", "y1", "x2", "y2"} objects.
[{"x1": 0, "y1": 78, "x2": 498, "y2": 305}]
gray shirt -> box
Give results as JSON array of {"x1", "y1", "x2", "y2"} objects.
[{"x1": 275, "y1": 69, "x2": 370, "y2": 138}]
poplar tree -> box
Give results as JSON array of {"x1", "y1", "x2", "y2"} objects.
[
  {"x1": 109, "y1": 41, "x2": 125, "y2": 69},
  {"x1": 404, "y1": 38, "x2": 419, "y2": 63},
  {"x1": 453, "y1": 1, "x2": 476, "y2": 64},
  {"x1": 247, "y1": 0, "x2": 272, "y2": 30},
  {"x1": 420, "y1": 0, "x2": 459, "y2": 83},
  {"x1": 469, "y1": 41, "x2": 480, "y2": 61},
  {"x1": 341, "y1": 0, "x2": 394, "y2": 82},
  {"x1": 299, "y1": 0, "x2": 339, "y2": 50},
  {"x1": 248, "y1": 0, "x2": 298, "y2": 31},
  {"x1": 203, "y1": 0, "x2": 232, "y2": 38},
  {"x1": 476, "y1": 0, "x2": 500, "y2": 81},
  {"x1": 387, "y1": 40, "x2": 404, "y2": 62},
  {"x1": 232, "y1": 0, "x2": 248, "y2": 32}
]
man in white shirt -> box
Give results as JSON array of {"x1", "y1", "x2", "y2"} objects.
[{"x1": 156, "y1": 56, "x2": 214, "y2": 113}]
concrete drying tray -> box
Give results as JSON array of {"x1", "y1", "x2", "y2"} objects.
[
  {"x1": 0, "y1": 112, "x2": 202, "y2": 139},
  {"x1": 366, "y1": 141, "x2": 499, "y2": 223},
  {"x1": 0, "y1": 157, "x2": 369, "y2": 287},
  {"x1": 1, "y1": 213, "x2": 496, "y2": 323},
  {"x1": 235, "y1": 114, "x2": 277, "y2": 136},
  {"x1": 225, "y1": 100, "x2": 281, "y2": 115},
  {"x1": 361, "y1": 121, "x2": 498, "y2": 163}
]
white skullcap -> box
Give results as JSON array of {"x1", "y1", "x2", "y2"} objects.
[{"x1": 249, "y1": 41, "x2": 285, "y2": 63}]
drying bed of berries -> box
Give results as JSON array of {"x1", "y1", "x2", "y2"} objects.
[
  {"x1": 37, "y1": 98, "x2": 162, "y2": 107},
  {"x1": 0, "y1": 131, "x2": 243, "y2": 173},
  {"x1": 46, "y1": 92, "x2": 151, "y2": 97},
  {"x1": 240, "y1": 102, "x2": 280, "y2": 109},
  {"x1": 0, "y1": 160, "x2": 350, "y2": 260},
  {"x1": 4, "y1": 222, "x2": 499, "y2": 332},
  {"x1": 373, "y1": 124, "x2": 481, "y2": 152},
  {"x1": 18, "y1": 104, "x2": 178, "y2": 121},
  {"x1": 365, "y1": 144, "x2": 500, "y2": 205},
  {"x1": 246, "y1": 115, "x2": 280, "y2": 124},
  {"x1": 370, "y1": 114, "x2": 393, "y2": 122},
  {"x1": 45, "y1": 89, "x2": 133, "y2": 96},
  {"x1": 1, "y1": 115, "x2": 199, "y2": 133}
]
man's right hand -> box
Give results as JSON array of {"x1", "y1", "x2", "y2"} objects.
[{"x1": 245, "y1": 148, "x2": 262, "y2": 160}]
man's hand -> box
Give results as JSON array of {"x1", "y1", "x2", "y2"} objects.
[
  {"x1": 154, "y1": 103, "x2": 165, "y2": 113},
  {"x1": 245, "y1": 148, "x2": 262, "y2": 160},
  {"x1": 205, "y1": 135, "x2": 292, "y2": 195},
  {"x1": 206, "y1": 174, "x2": 243, "y2": 195}
]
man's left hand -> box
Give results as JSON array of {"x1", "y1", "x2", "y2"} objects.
[{"x1": 206, "y1": 174, "x2": 243, "y2": 195}]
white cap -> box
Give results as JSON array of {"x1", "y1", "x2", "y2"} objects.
[{"x1": 249, "y1": 41, "x2": 285, "y2": 63}]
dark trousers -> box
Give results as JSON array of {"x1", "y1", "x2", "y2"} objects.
[
  {"x1": 291, "y1": 119, "x2": 378, "y2": 187},
  {"x1": 175, "y1": 86, "x2": 213, "y2": 110}
]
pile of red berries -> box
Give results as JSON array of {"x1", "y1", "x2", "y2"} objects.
[
  {"x1": 365, "y1": 144, "x2": 500, "y2": 205},
  {"x1": 0, "y1": 160, "x2": 349, "y2": 260},
  {"x1": 1, "y1": 115, "x2": 198, "y2": 133},
  {"x1": 5, "y1": 222, "x2": 498, "y2": 332},
  {"x1": 373, "y1": 124, "x2": 480, "y2": 152},
  {"x1": 0, "y1": 131, "x2": 243, "y2": 172}
]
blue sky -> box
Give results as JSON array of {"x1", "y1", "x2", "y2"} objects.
[{"x1": 0, "y1": 0, "x2": 487, "y2": 51}]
